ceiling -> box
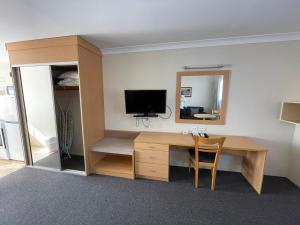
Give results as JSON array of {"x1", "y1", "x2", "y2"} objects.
[{"x1": 1, "y1": 0, "x2": 300, "y2": 56}]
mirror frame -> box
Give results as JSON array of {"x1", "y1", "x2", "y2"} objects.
[{"x1": 175, "y1": 70, "x2": 230, "y2": 125}]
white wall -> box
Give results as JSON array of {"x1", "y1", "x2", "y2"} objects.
[
  {"x1": 289, "y1": 125, "x2": 300, "y2": 186},
  {"x1": 103, "y1": 41, "x2": 300, "y2": 177},
  {"x1": 0, "y1": 62, "x2": 11, "y2": 88}
]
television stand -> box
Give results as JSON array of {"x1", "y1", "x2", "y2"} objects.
[{"x1": 134, "y1": 114, "x2": 158, "y2": 118}]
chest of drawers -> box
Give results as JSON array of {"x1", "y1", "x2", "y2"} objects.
[{"x1": 134, "y1": 142, "x2": 169, "y2": 181}]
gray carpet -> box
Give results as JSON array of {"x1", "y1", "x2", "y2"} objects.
[
  {"x1": 0, "y1": 167, "x2": 299, "y2": 225},
  {"x1": 34, "y1": 152, "x2": 61, "y2": 169}
]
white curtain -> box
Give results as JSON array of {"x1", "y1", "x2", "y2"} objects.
[{"x1": 212, "y1": 76, "x2": 223, "y2": 112}]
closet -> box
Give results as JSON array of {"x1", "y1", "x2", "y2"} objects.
[
  {"x1": 6, "y1": 36, "x2": 105, "y2": 175},
  {"x1": 52, "y1": 65, "x2": 84, "y2": 171}
]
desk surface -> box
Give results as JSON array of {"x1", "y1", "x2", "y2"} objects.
[{"x1": 135, "y1": 132, "x2": 267, "y2": 152}]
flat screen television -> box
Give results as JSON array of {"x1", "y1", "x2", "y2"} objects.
[{"x1": 124, "y1": 90, "x2": 167, "y2": 117}]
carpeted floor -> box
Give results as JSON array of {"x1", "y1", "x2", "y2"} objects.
[{"x1": 0, "y1": 166, "x2": 299, "y2": 225}]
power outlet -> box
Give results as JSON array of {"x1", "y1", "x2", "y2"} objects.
[{"x1": 198, "y1": 125, "x2": 207, "y2": 133}]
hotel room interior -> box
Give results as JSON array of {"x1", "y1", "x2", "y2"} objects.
[{"x1": 0, "y1": 1, "x2": 300, "y2": 225}]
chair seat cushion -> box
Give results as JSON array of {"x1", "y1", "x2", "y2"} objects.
[{"x1": 188, "y1": 149, "x2": 216, "y2": 163}]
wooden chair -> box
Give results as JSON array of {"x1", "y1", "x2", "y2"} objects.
[{"x1": 188, "y1": 136, "x2": 226, "y2": 190}]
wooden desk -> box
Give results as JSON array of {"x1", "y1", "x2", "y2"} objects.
[{"x1": 134, "y1": 132, "x2": 267, "y2": 194}]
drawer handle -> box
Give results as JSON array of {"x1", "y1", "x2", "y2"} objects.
[
  {"x1": 148, "y1": 146, "x2": 155, "y2": 149},
  {"x1": 149, "y1": 170, "x2": 156, "y2": 173},
  {"x1": 149, "y1": 156, "x2": 156, "y2": 159}
]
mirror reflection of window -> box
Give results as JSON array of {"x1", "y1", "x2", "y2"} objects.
[{"x1": 180, "y1": 75, "x2": 224, "y2": 121}]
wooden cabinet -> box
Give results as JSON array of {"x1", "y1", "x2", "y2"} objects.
[
  {"x1": 280, "y1": 101, "x2": 300, "y2": 125},
  {"x1": 135, "y1": 142, "x2": 169, "y2": 181},
  {"x1": 6, "y1": 36, "x2": 105, "y2": 175}
]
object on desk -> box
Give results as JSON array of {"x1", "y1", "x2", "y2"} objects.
[
  {"x1": 189, "y1": 136, "x2": 226, "y2": 190},
  {"x1": 192, "y1": 130, "x2": 209, "y2": 138}
]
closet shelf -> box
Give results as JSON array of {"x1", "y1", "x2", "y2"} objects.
[{"x1": 54, "y1": 85, "x2": 79, "y2": 91}]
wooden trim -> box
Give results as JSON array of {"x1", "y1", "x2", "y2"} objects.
[
  {"x1": 12, "y1": 67, "x2": 32, "y2": 165},
  {"x1": 136, "y1": 174, "x2": 169, "y2": 182},
  {"x1": 175, "y1": 70, "x2": 230, "y2": 125},
  {"x1": 77, "y1": 46, "x2": 105, "y2": 174}
]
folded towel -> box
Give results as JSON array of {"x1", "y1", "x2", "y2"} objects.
[
  {"x1": 58, "y1": 71, "x2": 78, "y2": 80},
  {"x1": 57, "y1": 78, "x2": 79, "y2": 86}
]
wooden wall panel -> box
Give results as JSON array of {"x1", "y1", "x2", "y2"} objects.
[{"x1": 78, "y1": 46, "x2": 105, "y2": 174}]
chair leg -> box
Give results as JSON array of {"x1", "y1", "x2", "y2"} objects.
[
  {"x1": 194, "y1": 168, "x2": 199, "y2": 188},
  {"x1": 188, "y1": 158, "x2": 191, "y2": 173},
  {"x1": 211, "y1": 168, "x2": 217, "y2": 191}
]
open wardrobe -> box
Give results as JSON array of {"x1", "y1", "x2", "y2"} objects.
[{"x1": 6, "y1": 36, "x2": 105, "y2": 175}]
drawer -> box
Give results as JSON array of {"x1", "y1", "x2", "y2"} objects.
[
  {"x1": 135, "y1": 142, "x2": 168, "y2": 151},
  {"x1": 135, "y1": 149, "x2": 169, "y2": 165},
  {"x1": 135, "y1": 162, "x2": 169, "y2": 179}
]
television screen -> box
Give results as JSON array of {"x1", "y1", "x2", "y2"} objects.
[{"x1": 125, "y1": 90, "x2": 167, "y2": 114}]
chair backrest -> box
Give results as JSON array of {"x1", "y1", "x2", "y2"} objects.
[
  {"x1": 194, "y1": 136, "x2": 226, "y2": 152},
  {"x1": 193, "y1": 136, "x2": 226, "y2": 165}
]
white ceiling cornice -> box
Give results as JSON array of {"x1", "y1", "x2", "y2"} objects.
[{"x1": 102, "y1": 32, "x2": 300, "y2": 55}]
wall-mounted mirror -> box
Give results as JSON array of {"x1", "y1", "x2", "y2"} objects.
[{"x1": 175, "y1": 70, "x2": 229, "y2": 125}]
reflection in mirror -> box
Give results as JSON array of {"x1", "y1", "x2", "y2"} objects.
[
  {"x1": 180, "y1": 75, "x2": 223, "y2": 121},
  {"x1": 20, "y1": 66, "x2": 61, "y2": 170},
  {"x1": 176, "y1": 70, "x2": 229, "y2": 125}
]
